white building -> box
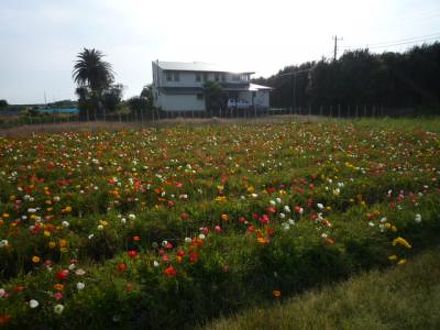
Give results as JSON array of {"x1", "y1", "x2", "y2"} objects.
[{"x1": 151, "y1": 61, "x2": 271, "y2": 112}]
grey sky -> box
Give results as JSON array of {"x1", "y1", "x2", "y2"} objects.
[{"x1": 1, "y1": 0, "x2": 439, "y2": 104}]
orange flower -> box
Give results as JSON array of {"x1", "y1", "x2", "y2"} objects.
[
  {"x1": 221, "y1": 214, "x2": 229, "y2": 221},
  {"x1": 32, "y1": 256, "x2": 41, "y2": 264},
  {"x1": 272, "y1": 290, "x2": 281, "y2": 298},
  {"x1": 53, "y1": 283, "x2": 65, "y2": 291},
  {"x1": 0, "y1": 314, "x2": 11, "y2": 326}
]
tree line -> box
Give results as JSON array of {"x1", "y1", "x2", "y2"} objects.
[{"x1": 253, "y1": 42, "x2": 440, "y2": 114}]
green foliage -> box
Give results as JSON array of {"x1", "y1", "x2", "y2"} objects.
[
  {"x1": 0, "y1": 119, "x2": 440, "y2": 328},
  {"x1": 256, "y1": 42, "x2": 440, "y2": 113}
]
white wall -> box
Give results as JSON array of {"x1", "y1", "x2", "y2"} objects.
[
  {"x1": 159, "y1": 71, "x2": 250, "y2": 87},
  {"x1": 158, "y1": 94, "x2": 205, "y2": 112}
]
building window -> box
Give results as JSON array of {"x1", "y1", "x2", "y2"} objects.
[
  {"x1": 203, "y1": 73, "x2": 208, "y2": 81},
  {"x1": 221, "y1": 73, "x2": 226, "y2": 82},
  {"x1": 173, "y1": 72, "x2": 180, "y2": 81},
  {"x1": 232, "y1": 74, "x2": 240, "y2": 81},
  {"x1": 215, "y1": 73, "x2": 220, "y2": 82},
  {"x1": 196, "y1": 73, "x2": 201, "y2": 82},
  {"x1": 196, "y1": 94, "x2": 204, "y2": 100},
  {"x1": 166, "y1": 71, "x2": 172, "y2": 81}
]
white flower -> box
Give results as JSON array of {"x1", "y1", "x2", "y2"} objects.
[
  {"x1": 128, "y1": 214, "x2": 136, "y2": 220},
  {"x1": 284, "y1": 205, "x2": 291, "y2": 213},
  {"x1": 68, "y1": 263, "x2": 76, "y2": 271},
  {"x1": 29, "y1": 299, "x2": 39, "y2": 308},
  {"x1": 321, "y1": 233, "x2": 328, "y2": 239},
  {"x1": 251, "y1": 193, "x2": 258, "y2": 198},
  {"x1": 28, "y1": 208, "x2": 37, "y2": 213},
  {"x1": 75, "y1": 268, "x2": 86, "y2": 276},
  {"x1": 275, "y1": 198, "x2": 282, "y2": 204},
  {"x1": 53, "y1": 196, "x2": 61, "y2": 202},
  {"x1": 317, "y1": 203, "x2": 324, "y2": 210},
  {"x1": 333, "y1": 188, "x2": 340, "y2": 196},
  {"x1": 97, "y1": 225, "x2": 104, "y2": 231},
  {"x1": 121, "y1": 217, "x2": 127, "y2": 224},
  {"x1": 288, "y1": 219, "x2": 295, "y2": 225},
  {"x1": 54, "y1": 304, "x2": 64, "y2": 314},
  {"x1": 0, "y1": 288, "x2": 6, "y2": 297},
  {"x1": 380, "y1": 217, "x2": 387, "y2": 223},
  {"x1": 76, "y1": 282, "x2": 85, "y2": 290},
  {"x1": 282, "y1": 223, "x2": 290, "y2": 231},
  {"x1": 153, "y1": 261, "x2": 160, "y2": 267},
  {"x1": 62, "y1": 221, "x2": 70, "y2": 228},
  {"x1": 368, "y1": 221, "x2": 375, "y2": 227},
  {"x1": 88, "y1": 234, "x2": 94, "y2": 240},
  {"x1": 279, "y1": 212, "x2": 286, "y2": 219},
  {"x1": 184, "y1": 237, "x2": 192, "y2": 243},
  {"x1": 0, "y1": 240, "x2": 8, "y2": 248},
  {"x1": 269, "y1": 200, "x2": 276, "y2": 206},
  {"x1": 415, "y1": 214, "x2": 422, "y2": 223},
  {"x1": 161, "y1": 240, "x2": 168, "y2": 247},
  {"x1": 198, "y1": 233, "x2": 206, "y2": 240}
]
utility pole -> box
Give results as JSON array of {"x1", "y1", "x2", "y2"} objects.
[{"x1": 333, "y1": 35, "x2": 343, "y2": 61}]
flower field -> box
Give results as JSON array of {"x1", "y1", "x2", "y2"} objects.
[{"x1": 1, "y1": 119, "x2": 440, "y2": 329}]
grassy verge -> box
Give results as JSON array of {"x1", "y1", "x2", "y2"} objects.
[{"x1": 201, "y1": 247, "x2": 440, "y2": 330}]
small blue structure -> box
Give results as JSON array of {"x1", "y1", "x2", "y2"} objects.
[{"x1": 37, "y1": 108, "x2": 79, "y2": 114}]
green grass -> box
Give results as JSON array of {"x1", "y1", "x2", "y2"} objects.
[{"x1": 201, "y1": 247, "x2": 440, "y2": 330}]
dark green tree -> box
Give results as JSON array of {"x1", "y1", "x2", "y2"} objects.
[
  {"x1": 203, "y1": 81, "x2": 226, "y2": 116},
  {"x1": 72, "y1": 48, "x2": 114, "y2": 119},
  {"x1": 0, "y1": 99, "x2": 8, "y2": 110}
]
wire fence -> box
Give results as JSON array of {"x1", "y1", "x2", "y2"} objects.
[{"x1": 0, "y1": 105, "x2": 424, "y2": 130}]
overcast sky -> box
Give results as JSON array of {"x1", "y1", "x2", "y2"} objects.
[{"x1": 1, "y1": 0, "x2": 439, "y2": 104}]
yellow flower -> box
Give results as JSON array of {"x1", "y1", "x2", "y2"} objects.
[
  {"x1": 48, "y1": 241, "x2": 56, "y2": 249},
  {"x1": 215, "y1": 196, "x2": 227, "y2": 203},
  {"x1": 397, "y1": 259, "x2": 407, "y2": 266},
  {"x1": 2, "y1": 213, "x2": 9, "y2": 218},
  {"x1": 62, "y1": 206, "x2": 72, "y2": 214},
  {"x1": 58, "y1": 239, "x2": 68, "y2": 248},
  {"x1": 388, "y1": 255, "x2": 398, "y2": 261},
  {"x1": 32, "y1": 256, "x2": 40, "y2": 263},
  {"x1": 391, "y1": 225, "x2": 397, "y2": 232},
  {"x1": 44, "y1": 230, "x2": 51, "y2": 237},
  {"x1": 247, "y1": 186, "x2": 255, "y2": 193},
  {"x1": 392, "y1": 237, "x2": 412, "y2": 249}
]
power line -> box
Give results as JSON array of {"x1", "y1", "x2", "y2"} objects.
[{"x1": 341, "y1": 32, "x2": 440, "y2": 50}]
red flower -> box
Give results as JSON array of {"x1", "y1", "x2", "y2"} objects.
[
  {"x1": 53, "y1": 292, "x2": 63, "y2": 301},
  {"x1": 56, "y1": 269, "x2": 69, "y2": 281},
  {"x1": 259, "y1": 214, "x2": 270, "y2": 225},
  {"x1": 128, "y1": 250, "x2": 138, "y2": 258},
  {"x1": 189, "y1": 252, "x2": 199, "y2": 264},
  {"x1": 180, "y1": 212, "x2": 189, "y2": 221},
  {"x1": 163, "y1": 265, "x2": 177, "y2": 277},
  {"x1": 132, "y1": 235, "x2": 141, "y2": 242},
  {"x1": 117, "y1": 262, "x2": 128, "y2": 272}
]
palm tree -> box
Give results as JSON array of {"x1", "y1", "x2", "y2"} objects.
[{"x1": 72, "y1": 48, "x2": 114, "y2": 119}]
